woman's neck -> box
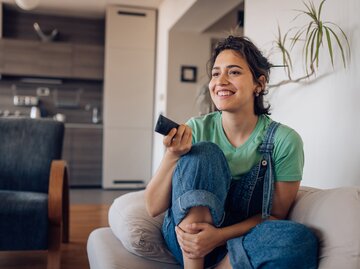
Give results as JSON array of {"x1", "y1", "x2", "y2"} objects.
[{"x1": 221, "y1": 111, "x2": 259, "y2": 148}]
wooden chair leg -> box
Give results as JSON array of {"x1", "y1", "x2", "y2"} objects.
[
  {"x1": 62, "y1": 174, "x2": 70, "y2": 243},
  {"x1": 47, "y1": 248, "x2": 61, "y2": 269},
  {"x1": 48, "y1": 225, "x2": 62, "y2": 269}
]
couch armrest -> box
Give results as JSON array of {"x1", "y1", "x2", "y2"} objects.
[
  {"x1": 288, "y1": 186, "x2": 360, "y2": 269},
  {"x1": 48, "y1": 160, "x2": 69, "y2": 243}
]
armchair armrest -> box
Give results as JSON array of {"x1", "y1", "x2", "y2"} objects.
[
  {"x1": 48, "y1": 160, "x2": 69, "y2": 243},
  {"x1": 288, "y1": 186, "x2": 360, "y2": 269}
]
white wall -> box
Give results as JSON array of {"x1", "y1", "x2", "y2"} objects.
[
  {"x1": 152, "y1": 0, "x2": 197, "y2": 175},
  {"x1": 166, "y1": 2, "x2": 244, "y2": 123},
  {"x1": 245, "y1": 0, "x2": 360, "y2": 188},
  {"x1": 152, "y1": 0, "x2": 243, "y2": 175},
  {"x1": 166, "y1": 31, "x2": 223, "y2": 123}
]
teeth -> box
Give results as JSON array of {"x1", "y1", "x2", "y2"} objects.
[{"x1": 217, "y1": 90, "x2": 233, "y2": 96}]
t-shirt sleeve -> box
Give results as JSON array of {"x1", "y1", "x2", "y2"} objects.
[
  {"x1": 186, "y1": 117, "x2": 198, "y2": 144},
  {"x1": 273, "y1": 127, "x2": 304, "y2": 181}
]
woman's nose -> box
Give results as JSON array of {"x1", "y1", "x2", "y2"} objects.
[{"x1": 216, "y1": 73, "x2": 229, "y2": 85}]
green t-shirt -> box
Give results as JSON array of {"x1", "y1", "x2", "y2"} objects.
[{"x1": 186, "y1": 112, "x2": 304, "y2": 181}]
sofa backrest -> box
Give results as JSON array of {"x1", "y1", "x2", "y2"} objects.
[{"x1": 0, "y1": 117, "x2": 64, "y2": 193}]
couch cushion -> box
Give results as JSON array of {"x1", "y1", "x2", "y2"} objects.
[
  {"x1": 87, "y1": 227, "x2": 181, "y2": 269},
  {"x1": 0, "y1": 190, "x2": 48, "y2": 250},
  {"x1": 288, "y1": 186, "x2": 360, "y2": 269},
  {"x1": 108, "y1": 190, "x2": 177, "y2": 264},
  {"x1": 109, "y1": 187, "x2": 360, "y2": 268}
]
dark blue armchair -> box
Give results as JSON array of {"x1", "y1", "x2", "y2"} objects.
[{"x1": 0, "y1": 118, "x2": 69, "y2": 269}]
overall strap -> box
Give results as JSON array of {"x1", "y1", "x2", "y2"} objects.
[
  {"x1": 258, "y1": 121, "x2": 280, "y2": 219},
  {"x1": 258, "y1": 121, "x2": 280, "y2": 154}
]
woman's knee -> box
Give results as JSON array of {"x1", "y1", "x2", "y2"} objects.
[
  {"x1": 170, "y1": 142, "x2": 232, "y2": 227},
  {"x1": 181, "y1": 142, "x2": 228, "y2": 169},
  {"x1": 246, "y1": 220, "x2": 318, "y2": 249},
  {"x1": 243, "y1": 220, "x2": 318, "y2": 268},
  {"x1": 173, "y1": 142, "x2": 231, "y2": 190}
]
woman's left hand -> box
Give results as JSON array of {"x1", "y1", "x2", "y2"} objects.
[{"x1": 175, "y1": 223, "x2": 224, "y2": 259}]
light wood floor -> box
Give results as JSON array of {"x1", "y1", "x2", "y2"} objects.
[{"x1": 0, "y1": 204, "x2": 109, "y2": 269}]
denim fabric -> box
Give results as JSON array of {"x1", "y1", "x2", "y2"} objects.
[
  {"x1": 162, "y1": 122, "x2": 318, "y2": 268},
  {"x1": 228, "y1": 220, "x2": 319, "y2": 269},
  {"x1": 162, "y1": 142, "x2": 231, "y2": 267},
  {"x1": 222, "y1": 159, "x2": 266, "y2": 227},
  {"x1": 170, "y1": 142, "x2": 232, "y2": 227},
  {"x1": 258, "y1": 122, "x2": 280, "y2": 219}
]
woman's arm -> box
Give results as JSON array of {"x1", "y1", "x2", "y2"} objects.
[
  {"x1": 145, "y1": 124, "x2": 192, "y2": 217},
  {"x1": 175, "y1": 180, "x2": 300, "y2": 258}
]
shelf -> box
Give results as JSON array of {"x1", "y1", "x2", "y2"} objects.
[{"x1": 0, "y1": 38, "x2": 104, "y2": 80}]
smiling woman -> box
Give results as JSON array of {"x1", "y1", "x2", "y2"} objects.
[{"x1": 145, "y1": 35, "x2": 318, "y2": 269}]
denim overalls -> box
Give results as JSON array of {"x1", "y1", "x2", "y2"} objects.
[{"x1": 162, "y1": 122, "x2": 318, "y2": 269}]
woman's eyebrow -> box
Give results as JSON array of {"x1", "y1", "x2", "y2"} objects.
[
  {"x1": 212, "y1": 65, "x2": 243, "y2": 70},
  {"x1": 227, "y1": 64, "x2": 243, "y2": 69}
]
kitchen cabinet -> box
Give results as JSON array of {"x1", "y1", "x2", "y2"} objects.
[
  {"x1": 72, "y1": 44, "x2": 104, "y2": 80},
  {"x1": 0, "y1": 38, "x2": 104, "y2": 80},
  {"x1": 62, "y1": 124, "x2": 103, "y2": 187},
  {"x1": 0, "y1": 39, "x2": 72, "y2": 77},
  {"x1": 102, "y1": 6, "x2": 156, "y2": 189}
]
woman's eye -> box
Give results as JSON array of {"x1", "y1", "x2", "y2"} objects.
[
  {"x1": 229, "y1": 70, "x2": 240, "y2": 75},
  {"x1": 211, "y1": 72, "x2": 220, "y2": 77}
]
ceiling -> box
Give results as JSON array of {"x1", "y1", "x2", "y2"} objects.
[{"x1": 1, "y1": 0, "x2": 164, "y2": 18}]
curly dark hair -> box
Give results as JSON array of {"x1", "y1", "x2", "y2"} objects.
[{"x1": 207, "y1": 35, "x2": 272, "y2": 115}]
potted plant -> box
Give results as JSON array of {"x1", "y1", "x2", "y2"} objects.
[{"x1": 270, "y1": 0, "x2": 351, "y2": 88}]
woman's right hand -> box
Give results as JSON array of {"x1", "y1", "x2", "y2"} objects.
[{"x1": 163, "y1": 124, "x2": 192, "y2": 158}]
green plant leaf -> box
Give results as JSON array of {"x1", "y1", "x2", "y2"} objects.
[
  {"x1": 325, "y1": 21, "x2": 351, "y2": 58},
  {"x1": 276, "y1": 26, "x2": 293, "y2": 78},
  {"x1": 324, "y1": 26, "x2": 334, "y2": 67},
  {"x1": 310, "y1": 28, "x2": 318, "y2": 72},
  {"x1": 301, "y1": 1, "x2": 318, "y2": 21},
  {"x1": 327, "y1": 27, "x2": 347, "y2": 68},
  {"x1": 271, "y1": 0, "x2": 351, "y2": 87},
  {"x1": 291, "y1": 26, "x2": 307, "y2": 49},
  {"x1": 318, "y1": 0, "x2": 326, "y2": 20},
  {"x1": 305, "y1": 21, "x2": 315, "y2": 39},
  {"x1": 305, "y1": 28, "x2": 317, "y2": 74},
  {"x1": 308, "y1": 1, "x2": 319, "y2": 21},
  {"x1": 315, "y1": 21, "x2": 323, "y2": 68}
]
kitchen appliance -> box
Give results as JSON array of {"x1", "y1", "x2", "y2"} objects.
[{"x1": 30, "y1": 106, "x2": 41, "y2": 118}]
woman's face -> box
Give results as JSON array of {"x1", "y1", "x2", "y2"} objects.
[{"x1": 208, "y1": 49, "x2": 261, "y2": 114}]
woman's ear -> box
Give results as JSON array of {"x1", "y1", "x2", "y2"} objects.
[{"x1": 257, "y1": 75, "x2": 266, "y2": 91}]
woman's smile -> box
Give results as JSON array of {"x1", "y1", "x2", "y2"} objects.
[{"x1": 216, "y1": 89, "x2": 235, "y2": 97}]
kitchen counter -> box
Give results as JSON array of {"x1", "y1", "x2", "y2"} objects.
[{"x1": 65, "y1": 123, "x2": 103, "y2": 129}]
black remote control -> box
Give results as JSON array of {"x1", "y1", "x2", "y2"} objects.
[{"x1": 155, "y1": 114, "x2": 180, "y2": 136}]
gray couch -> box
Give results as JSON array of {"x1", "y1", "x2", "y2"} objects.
[{"x1": 87, "y1": 186, "x2": 360, "y2": 269}]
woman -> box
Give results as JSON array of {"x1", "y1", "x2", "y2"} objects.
[{"x1": 145, "y1": 35, "x2": 318, "y2": 269}]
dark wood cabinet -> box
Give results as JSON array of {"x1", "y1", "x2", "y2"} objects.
[
  {"x1": 1, "y1": 39, "x2": 43, "y2": 76},
  {"x1": 0, "y1": 38, "x2": 104, "y2": 80},
  {"x1": 38, "y1": 42, "x2": 73, "y2": 78},
  {"x1": 72, "y1": 44, "x2": 104, "y2": 80},
  {"x1": 62, "y1": 125, "x2": 103, "y2": 187}
]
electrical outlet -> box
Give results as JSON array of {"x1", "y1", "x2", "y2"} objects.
[{"x1": 13, "y1": 95, "x2": 39, "y2": 106}]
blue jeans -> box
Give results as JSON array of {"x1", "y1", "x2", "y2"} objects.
[{"x1": 162, "y1": 142, "x2": 318, "y2": 268}]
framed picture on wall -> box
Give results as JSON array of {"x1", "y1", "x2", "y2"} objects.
[{"x1": 181, "y1": 66, "x2": 197, "y2": 83}]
